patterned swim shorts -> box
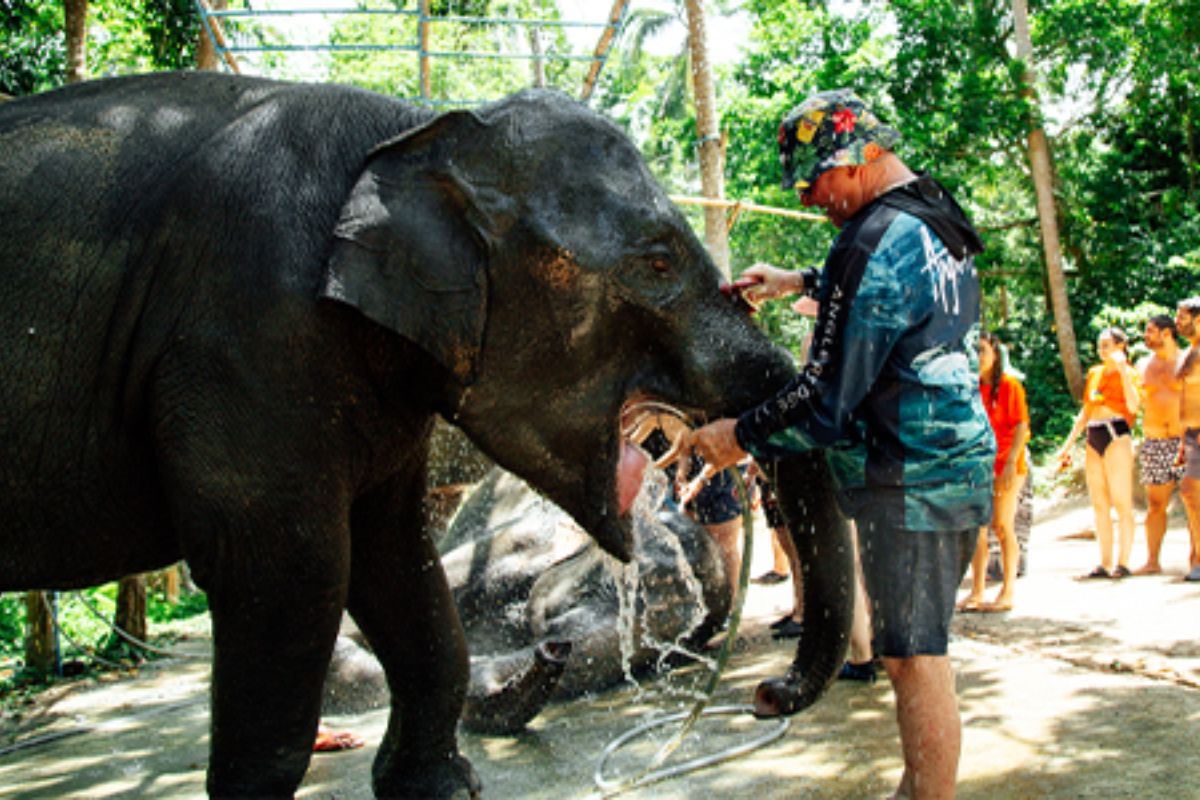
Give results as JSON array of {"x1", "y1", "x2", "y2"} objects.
[
  {"x1": 1187, "y1": 429, "x2": 1200, "y2": 481},
  {"x1": 1139, "y1": 437, "x2": 1185, "y2": 486}
]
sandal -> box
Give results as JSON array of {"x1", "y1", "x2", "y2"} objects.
[
  {"x1": 1111, "y1": 565, "x2": 1132, "y2": 579},
  {"x1": 956, "y1": 597, "x2": 984, "y2": 613},
  {"x1": 1082, "y1": 566, "x2": 1110, "y2": 580}
]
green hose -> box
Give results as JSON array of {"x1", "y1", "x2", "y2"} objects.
[{"x1": 592, "y1": 467, "x2": 786, "y2": 796}]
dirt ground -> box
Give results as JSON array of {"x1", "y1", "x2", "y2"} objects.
[{"x1": 1, "y1": 494, "x2": 1198, "y2": 799}]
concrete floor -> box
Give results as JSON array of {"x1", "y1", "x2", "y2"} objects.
[{"x1": 2, "y1": 497, "x2": 1198, "y2": 799}]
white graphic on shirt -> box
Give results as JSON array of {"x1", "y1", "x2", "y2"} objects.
[{"x1": 919, "y1": 227, "x2": 971, "y2": 315}]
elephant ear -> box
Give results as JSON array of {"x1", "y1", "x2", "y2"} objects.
[{"x1": 321, "y1": 110, "x2": 513, "y2": 384}]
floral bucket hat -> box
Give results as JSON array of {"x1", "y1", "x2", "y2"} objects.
[{"x1": 777, "y1": 89, "x2": 902, "y2": 190}]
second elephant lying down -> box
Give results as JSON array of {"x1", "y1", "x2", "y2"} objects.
[{"x1": 325, "y1": 467, "x2": 731, "y2": 733}]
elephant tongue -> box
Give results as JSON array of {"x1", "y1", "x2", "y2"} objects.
[{"x1": 617, "y1": 440, "x2": 648, "y2": 515}]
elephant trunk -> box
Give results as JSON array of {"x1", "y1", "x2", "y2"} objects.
[
  {"x1": 753, "y1": 454, "x2": 855, "y2": 717},
  {"x1": 462, "y1": 640, "x2": 572, "y2": 735}
]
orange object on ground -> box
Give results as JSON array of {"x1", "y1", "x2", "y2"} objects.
[{"x1": 314, "y1": 724, "x2": 365, "y2": 752}]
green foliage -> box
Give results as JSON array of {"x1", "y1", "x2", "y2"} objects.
[
  {"x1": 2, "y1": 0, "x2": 1198, "y2": 450},
  {"x1": 147, "y1": 585, "x2": 209, "y2": 623},
  {"x1": 0, "y1": 594, "x2": 24, "y2": 659},
  {"x1": 0, "y1": 0, "x2": 65, "y2": 95},
  {"x1": 0, "y1": 0, "x2": 200, "y2": 94},
  {"x1": 0, "y1": 583, "x2": 208, "y2": 670},
  {"x1": 325, "y1": 0, "x2": 585, "y2": 103}
]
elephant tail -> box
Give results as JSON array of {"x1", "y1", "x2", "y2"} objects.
[
  {"x1": 753, "y1": 455, "x2": 855, "y2": 717},
  {"x1": 462, "y1": 640, "x2": 572, "y2": 735}
]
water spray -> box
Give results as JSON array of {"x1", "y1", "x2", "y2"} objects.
[{"x1": 595, "y1": 407, "x2": 790, "y2": 795}]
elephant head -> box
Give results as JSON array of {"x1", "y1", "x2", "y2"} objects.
[{"x1": 322, "y1": 89, "x2": 793, "y2": 562}]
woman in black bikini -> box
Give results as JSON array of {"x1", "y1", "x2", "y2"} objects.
[{"x1": 1055, "y1": 328, "x2": 1141, "y2": 578}]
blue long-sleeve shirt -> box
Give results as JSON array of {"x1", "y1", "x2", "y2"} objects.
[{"x1": 735, "y1": 177, "x2": 995, "y2": 532}]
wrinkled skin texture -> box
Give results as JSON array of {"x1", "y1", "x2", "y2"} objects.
[
  {"x1": 323, "y1": 466, "x2": 728, "y2": 735},
  {"x1": 0, "y1": 72, "x2": 847, "y2": 798},
  {"x1": 443, "y1": 468, "x2": 730, "y2": 732}
]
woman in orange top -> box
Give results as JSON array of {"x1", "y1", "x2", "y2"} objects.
[
  {"x1": 1055, "y1": 327, "x2": 1141, "y2": 578},
  {"x1": 959, "y1": 332, "x2": 1029, "y2": 612}
]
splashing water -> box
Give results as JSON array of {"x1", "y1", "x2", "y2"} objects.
[{"x1": 611, "y1": 462, "x2": 717, "y2": 702}]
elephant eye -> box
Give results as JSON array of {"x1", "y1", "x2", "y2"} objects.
[{"x1": 649, "y1": 256, "x2": 670, "y2": 273}]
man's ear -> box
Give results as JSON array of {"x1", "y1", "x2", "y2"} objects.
[{"x1": 863, "y1": 142, "x2": 884, "y2": 162}]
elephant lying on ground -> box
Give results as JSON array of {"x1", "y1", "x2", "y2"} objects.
[
  {"x1": 325, "y1": 466, "x2": 730, "y2": 734},
  {"x1": 449, "y1": 467, "x2": 730, "y2": 731},
  {"x1": 0, "y1": 72, "x2": 851, "y2": 798}
]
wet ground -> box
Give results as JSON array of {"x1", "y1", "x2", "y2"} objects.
[{"x1": 1, "y1": 495, "x2": 1198, "y2": 799}]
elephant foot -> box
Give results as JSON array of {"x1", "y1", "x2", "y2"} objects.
[
  {"x1": 374, "y1": 752, "x2": 481, "y2": 800},
  {"x1": 752, "y1": 674, "x2": 809, "y2": 719}
]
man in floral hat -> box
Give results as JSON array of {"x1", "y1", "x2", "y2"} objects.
[{"x1": 670, "y1": 89, "x2": 994, "y2": 798}]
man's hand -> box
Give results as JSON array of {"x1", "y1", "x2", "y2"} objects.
[
  {"x1": 741, "y1": 262, "x2": 802, "y2": 304},
  {"x1": 656, "y1": 418, "x2": 747, "y2": 504}
]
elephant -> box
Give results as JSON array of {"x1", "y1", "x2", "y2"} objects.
[
  {"x1": 324, "y1": 465, "x2": 730, "y2": 734},
  {"x1": 447, "y1": 466, "x2": 730, "y2": 732},
  {"x1": 0, "y1": 71, "x2": 852, "y2": 798}
]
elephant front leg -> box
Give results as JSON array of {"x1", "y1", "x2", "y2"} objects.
[{"x1": 348, "y1": 517, "x2": 481, "y2": 800}]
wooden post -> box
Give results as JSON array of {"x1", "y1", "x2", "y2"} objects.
[
  {"x1": 195, "y1": 0, "x2": 240, "y2": 74},
  {"x1": 163, "y1": 565, "x2": 180, "y2": 605},
  {"x1": 63, "y1": 0, "x2": 88, "y2": 84},
  {"x1": 114, "y1": 575, "x2": 147, "y2": 645},
  {"x1": 580, "y1": 0, "x2": 629, "y2": 102},
  {"x1": 196, "y1": 0, "x2": 229, "y2": 70},
  {"x1": 684, "y1": 0, "x2": 730, "y2": 278},
  {"x1": 24, "y1": 592, "x2": 56, "y2": 673},
  {"x1": 419, "y1": 0, "x2": 432, "y2": 102}
]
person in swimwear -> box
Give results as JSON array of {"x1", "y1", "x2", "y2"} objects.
[
  {"x1": 1134, "y1": 314, "x2": 1184, "y2": 575},
  {"x1": 1054, "y1": 327, "x2": 1141, "y2": 579},
  {"x1": 1174, "y1": 297, "x2": 1200, "y2": 582}
]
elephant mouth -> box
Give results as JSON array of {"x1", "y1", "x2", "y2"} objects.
[{"x1": 616, "y1": 397, "x2": 695, "y2": 518}]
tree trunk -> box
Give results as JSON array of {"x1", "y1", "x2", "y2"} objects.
[
  {"x1": 24, "y1": 592, "x2": 56, "y2": 673},
  {"x1": 527, "y1": 27, "x2": 545, "y2": 88},
  {"x1": 1012, "y1": 0, "x2": 1083, "y2": 399},
  {"x1": 63, "y1": 0, "x2": 88, "y2": 84},
  {"x1": 115, "y1": 575, "x2": 147, "y2": 644},
  {"x1": 684, "y1": 0, "x2": 730, "y2": 278}
]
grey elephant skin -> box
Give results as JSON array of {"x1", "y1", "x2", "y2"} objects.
[
  {"x1": 325, "y1": 467, "x2": 730, "y2": 735},
  {"x1": 0, "y1": 72, "x2": 851, "y2": 798},
  {"x1": 447, "y1": 468, "x2": 730, "y2": 733}
]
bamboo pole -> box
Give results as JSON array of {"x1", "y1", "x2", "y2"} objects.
[
  {"x1": 419, "y1": 0, "x2": 432, "y2": 101},
  {"x1": 670, "y1": 195, "x2": 828, "y2": 225},
  {"x1": 196, "y1": 0, "x2": 241, "y2": 74},
  {"x1": 580, "y1": 0, "x2": 629, "y2": 101}
]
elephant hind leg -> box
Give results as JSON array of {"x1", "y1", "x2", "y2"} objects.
[{"x1": 201, "y1": 535, "x2": 350, "y2": 796}]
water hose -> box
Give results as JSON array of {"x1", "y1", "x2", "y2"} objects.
[{"x1": 591, "y1": 466, "x2": 789, "y2": 796}]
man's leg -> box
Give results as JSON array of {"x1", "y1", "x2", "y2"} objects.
[
  {"x1": 1138, "y1": 482, "x2": 1174, "y2": 574},
  {"x1": 858, "y1": 519, "x2": 972, "y2": 799},
  {"x1": 1181, "y1": 476, "x2": 1200, "y2": 571},
  {"x1": 704, "y1": 517, "x2": 743, "y2": 605},
  {"x1": 883, "y1": 655, "x2": 960, "y2": 800}
]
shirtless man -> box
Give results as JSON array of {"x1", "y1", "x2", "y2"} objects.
[
  {"x1": 1175, "y1": 297, "x2": 1200, "y2": 582},
  {"x1": 1135, "y1": 315, "x2": 1184, "y2": 574}
]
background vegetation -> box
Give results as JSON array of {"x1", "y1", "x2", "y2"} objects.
[{"x1": 4, "y1": 0, "x2": 1198, "y2": 447}]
